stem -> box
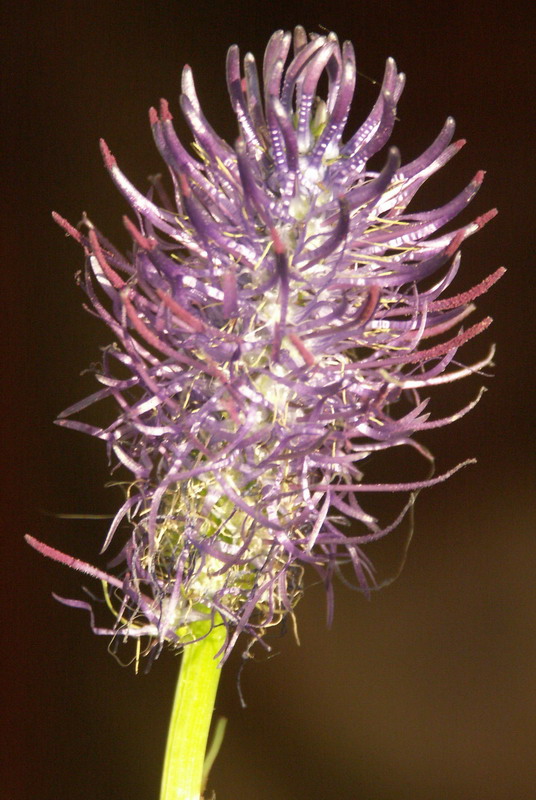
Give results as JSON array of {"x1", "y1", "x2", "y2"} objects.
[{"x1": 160, "y1": 619, "x2": 227, "y2": 800}]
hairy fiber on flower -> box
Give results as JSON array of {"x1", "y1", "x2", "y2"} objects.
[{"x1": 29, "y1": 27, "x2": 503, "y2": 661}]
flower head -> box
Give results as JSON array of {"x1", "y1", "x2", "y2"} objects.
[{"x1": 29, "y1": 27, "x2": 502, "y2": 662}]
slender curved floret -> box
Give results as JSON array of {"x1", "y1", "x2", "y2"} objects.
[{"x1": 29, "y1": 27, "x2": 503, "y2": 661}]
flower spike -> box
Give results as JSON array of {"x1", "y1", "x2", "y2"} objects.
[{"x1": 39, "y1": 27, "x2": 501, "y2": 662}]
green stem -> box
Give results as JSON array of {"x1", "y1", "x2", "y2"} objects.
[{"x1": 160, "y1": 619, "x2": 227, "y2": 800}]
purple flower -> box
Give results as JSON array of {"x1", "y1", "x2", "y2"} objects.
[{"x1": 28, "y1": 27, "x2": 503, "y2": 661}]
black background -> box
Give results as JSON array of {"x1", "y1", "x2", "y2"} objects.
[{"x1": 2, "y1": 1, "x2": 535, "y2": 799}]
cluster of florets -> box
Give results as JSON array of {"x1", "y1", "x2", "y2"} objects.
[{"x1": 28, "y1": 27, "x2": 502, "y2": 661}]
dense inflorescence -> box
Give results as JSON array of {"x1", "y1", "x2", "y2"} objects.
[{"x1": 28, "y1": 27, "x2": 503, "y2": 661}]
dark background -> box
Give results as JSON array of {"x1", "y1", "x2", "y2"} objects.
[{"x1": 2, "y1": 1, "x2": 534, "y2": 799}]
